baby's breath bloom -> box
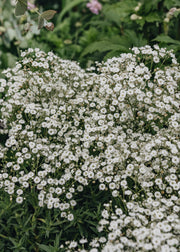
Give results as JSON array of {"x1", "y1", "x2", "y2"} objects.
[{"x1": 0, "y1": 46, "x2": 179, "y2": 251}]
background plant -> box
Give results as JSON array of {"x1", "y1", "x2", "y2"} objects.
[
  {"x1": 1, "y1": 0, "x2": 180, "y2": 73},
  {"x1": 0, "y1": 0, "x2": 56, "y2": 76},
  {"x1": 34, "y1": 0, "x2": 180, "y2": 67},
  {"x1": 0, "y1": 0, "x2": 40, "y2": 75}
]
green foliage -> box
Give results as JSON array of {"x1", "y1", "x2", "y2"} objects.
[
  {"x1": 57, "y1": 0, "x2": 85, "y2": 22},
  {"x1": 41, "y1": 10, "x2": 57, "y2": 20},
  {"x1": 38, "y1": 15, "x2": 45, "y2": 29},
  {"x1": 81, "y1": 41, "x2": 128, "y2": 57},
  {"x1": 0, "y1": 183, "x2": 130, "y2": 250},
  {"x1": 102, "y1": 0, "x2": 137, "y2": 24},
  {"x1": 0, "y1": 0, "x2": 58, "y2": 73},
  {"x1": 34, "y1": 0, "x2": 180, "y2": 67},
  {"x1": 0, "y1": 183, "x2": 110, "y2": 251},
  {"x1": 153, "y1": 34, "x2": 180, "y2": 55},
  {"x1": 14, "y1": 0, "x2": 56, "y2": 31},
  {"x1": 0, "y1": 0, "x2": 38, "y2": 72},
  {"x1": 15, "y1": 0, "x2": 27, "y2": 16},
  {"x1": 164, "y1": 0, "x2": 180, "y2": 9},
  {"x1": 1, "y1": 0, "x2": 180, "y2": 72},
  {"x1": 38, "y1": 10, "x2": 56, "y2": 30},
  {"x1": 153, "y1": 34, "x2": 180, "y2": 45}
]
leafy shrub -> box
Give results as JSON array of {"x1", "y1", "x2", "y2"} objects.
[
  {"x1": 0, "y1": 45, "x2": 179, "y2": 251},
  {"x1": 34, "y1": 0, "x2": 180, "y2": 67},
  {"x1": 0, "y1": 0, "x2": 56, "y2": 75},
  {"x1": 0, "y1": 0, "x2": 40, "y2": 74},
  {"x1": 1, "y1": 0, "x2": 180, "y2": 73}
]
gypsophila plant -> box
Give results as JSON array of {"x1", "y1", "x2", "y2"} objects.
[{"x1": 0, "y1": 45, "x2": 179, "y2": 251}]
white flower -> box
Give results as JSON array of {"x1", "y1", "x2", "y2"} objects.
[
  {"x1": 34, "y1": 177, "x2": 41, "y2": 184},
  {"x1": 66, "y1": 192, "x2": 73, "y2": 199},
  {"x1": 0, "y1": 46, "x2": 179, "y2": 251},
  {"x1": 17, "y1": 189, "x2": 23, "y2": 195},
  {"x1": 16, "y1": 196, "x2": 23, "y2": 204},
  {"x1": 99, "y1": 184, "x2": 106, "y2": 190},
  {"x1": 17, "y1": 156, "x2": 24, "y2": 164},
  {"x1": 67, "y1": 213, "x2": 74, "y2": 221}
]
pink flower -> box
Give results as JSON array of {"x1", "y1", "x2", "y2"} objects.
[
  {"x1": 27, "y1": 2, "x2": 36, "y2": 10},
  {"x1": 86, "y1": 0, "x2": 102, "y2": 15}
]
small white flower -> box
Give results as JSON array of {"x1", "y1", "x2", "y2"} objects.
[
  {"x1": 67, "y1": 213, "x2": 74, "y2": 221},
  {"x1": 17, "y1": 189, "x2": 23, "y2": 195},
  {"x1": 34, "y1": 177, "x2": 41, "y2": 184},
  {"x1": 99, "y1": 184, "x2": 106, "y2": 190},
  {"x1": 16, "y1": 196, "x2": 23, "y2": 204}
]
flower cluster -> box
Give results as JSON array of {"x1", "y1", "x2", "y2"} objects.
[
  {"x1": 0, "y1": 45, "x2": 179, "y2": 251},
  {"x1": 86, "y1": 0, "x2": 102, "y2": 15},
  {"x1": 164, "y1": 7, "x2": 180, "y2": 23},
  {"x1": 27, "y1": 2, "x2": 36, "y2": 10}
]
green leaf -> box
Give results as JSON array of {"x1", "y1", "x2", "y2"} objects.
[
  {"x1": 126, "y1": 176, "x2": 135, "y2": 189},
  {"x1": 77, "y1": 223, "x2": 84, "y2": 237},
  {"x1": 164, "y1": 0, "x2": 180, "y2": 9},
  {"x1": 124, "y1": 30, "x2": 147, "y2": 47},
  {"x1": 54, "y1": 233, "x2": 61, "y2": 247},
  {"x1": 152, "y1": 35, "x2": 180, "y2": 45},
  {"x1": 37, "y1": 244, "x2": 52, "y2": 252},
  {"x1": 58, "y1": 0, "x2": 84, "y2": 22},
  {"x1": 145, "y1": 12, "x2": 161, "y2": 22},
  {"x1": 88, "y1": 225, "x2": 98, "y2": 233},
  {"x1": 81, "y1": 41, "x2": 128, "y2": 57},
  {"x1": 37, "y1": 218, "x2": 46, "y2": 223},
  {"x1": 24, "y1": 214, "x2": 33, "y2": 227},
  {"x1": 103, "y1": 1, "x2": 137, "y2": 24},
  {"x1": 38, "y1": 16, "x2": 44, "y2": 30},
  {"x1": 141, "y1": 0, "x2": 160, "y2": 13},
  {"x1": 18, "y1": 0, "x2": 27, "y2": 4},
  {"x1": 84, "y1": 219, "x2": 97, "y2": 226},
  {"x1": 15, "y1": 0, "x2": 27, "y2": 16},
  {"x1": 8, "y1": 237, "x2": 18, "y2": 247},
  {"x1": 41, "y1": 10, "x2": 57, "y2": 20},
  {"x1": 174, "y1": 9, "x2": 180, "y2": 18},
  {"x1": 0, "y1": 234, "x2": 8, "y2": 239}
]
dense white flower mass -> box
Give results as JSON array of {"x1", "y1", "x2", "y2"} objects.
[{"x1": 0, "y1": 45, "x2": 179, "y2": 251}]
